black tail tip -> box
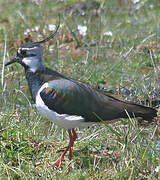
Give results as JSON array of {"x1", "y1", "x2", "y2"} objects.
[{"x1": 141, "y1": 108, "x2": 158, "y2": 123}]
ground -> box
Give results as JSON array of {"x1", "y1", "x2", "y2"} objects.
[{"x1": 0, "y1": 0, "x2": 160, "y2": 179}]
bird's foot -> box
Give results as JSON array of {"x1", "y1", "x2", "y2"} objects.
[
  {"x1": 49, "y1": 158, "x2": 63, "y2": 168},
  {"x1": 48, "y1": 129, "x2": 77, "y2": 168}
]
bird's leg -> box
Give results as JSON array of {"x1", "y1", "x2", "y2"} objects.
[
  {"x1": 49, "y1": 130, "x2": 74, "y2": 168},
  {"x1": 68, "y1": 128, "x2": 77, "y2": 160}
]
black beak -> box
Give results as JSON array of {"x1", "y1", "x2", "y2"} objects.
[{"x1": 5, "y1": 57, "x2": 19, "y2": 66}]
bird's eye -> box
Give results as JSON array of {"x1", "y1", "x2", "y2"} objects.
[
  {"x1": 21, "y1": 50, "x2": 26, "y2": 56},
  {"x1": 17, "y1": 48, "x2": 27, "y2": 57}
]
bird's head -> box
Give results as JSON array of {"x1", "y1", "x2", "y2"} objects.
[
  {"x1": 5, "y1": 21, "x2": 60, "y2": 73},
  {"x1": 7, "y1": 42, "x2": 43, "y2": 72}
]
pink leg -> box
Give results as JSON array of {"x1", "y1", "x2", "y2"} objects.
[
  {"x1": 49, "y1": 129, "x2": 77, "y2": 168},
  {"x1": 68, "y1": 129, "x2": 77, "y2": 160}
]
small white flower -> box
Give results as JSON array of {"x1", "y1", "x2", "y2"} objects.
[
  {"x1": 34, "y1": 26, "x2": 39, "y2": 32},
  {"x1": 149, "y1": 4, "x2": 154, "y2": 9},
  {"x1": 31, "y1": 0, "x2": 42, "y2": 5},
  {"x1": 155, "y1": 166, "x2": 160, "y2": 173},
  {"x1": 24, "y1": 28, "x2": 31, "y2": 35},
  {"x1": 37, "y1": 34, "x2": 43, "y2": 38},
  {"x1": 77, "y1": 25, "x2": 87, "y2": 37},
  {"x1": 48, "y1": 24, "x2": 56, "y2": 31},
  {"x1": 132, "y1": 0, "x2": 141, "y2": 4},
  {"x1": 49, "y1": 45, "x2": 55, "y2": 52},
  {"x1": 104, "y1": 31, "x2": 113, "y2": 36}
]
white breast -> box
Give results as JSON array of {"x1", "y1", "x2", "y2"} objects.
[{"x1": 35, "y1": 82, "x2": 93, "y2": 129}]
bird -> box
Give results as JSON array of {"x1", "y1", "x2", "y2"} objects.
[{"x1": 5, "y1": 24, "x2": 157, "y2": 168}]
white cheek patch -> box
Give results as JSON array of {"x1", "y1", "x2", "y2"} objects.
[{"x1": 22, "y1": 57, "x2": 39, "y2": 73}]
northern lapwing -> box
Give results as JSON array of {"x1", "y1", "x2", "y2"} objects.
[{"x1": 5, "y1": 24, "x2": 157, "y2": 168}]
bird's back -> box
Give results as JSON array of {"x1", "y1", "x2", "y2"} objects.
[{"x1": 37, "y1": 68, "x2": 157, "y2": 123}]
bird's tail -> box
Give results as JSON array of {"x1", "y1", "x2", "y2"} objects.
[{"x1": 122, "y1": 101, "x2": 157, "y2": 122}]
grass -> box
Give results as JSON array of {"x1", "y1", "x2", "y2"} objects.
[{"x1": 0, "y1": 0, "x2": 160, "y2": 179}]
